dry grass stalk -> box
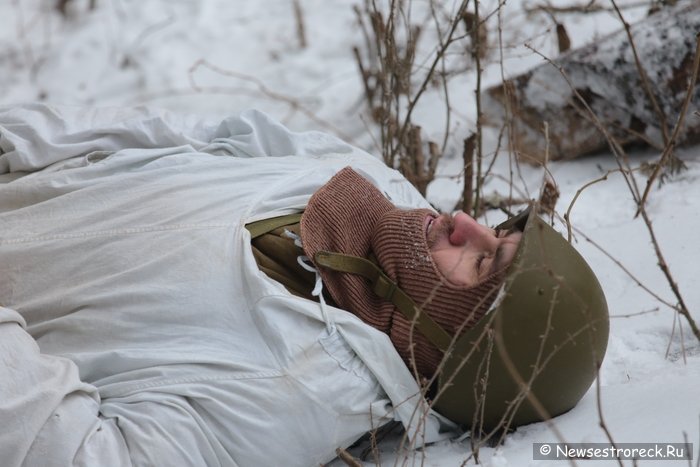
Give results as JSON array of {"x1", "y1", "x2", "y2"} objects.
[
  {"x1": 461, "y1": 11, "x2": 488, "y2": 60},
  {"x1": 335, "y1": 448, "x2": 363, "y2": 467},
  {"x1": 485, "y1": 2, "x2": 700, "y2": 164},
  {"x1": 524, "y1": 0, "x2": 651, "y2": 16},
  {"x1": 471, "y1": 0, "x2": 486, "y2": 218},
  {"x1": 353, "y1": 0, "x2": 487, "y2": 202},
  {"x1": 571, "y1": 223, "x2": 680, "y2": 311},
  {"x1": 595, "y1": 366, "x2": 626, "y2": 467},
  {"x1": 353, "y1": 1, "x2": 700, "y2": 463},
  {"x1": 462, "y1": 134, "x2": 476, "y2": 214},
  {"x1": 609, "y1": 0, "x2": 670, "y2": 146},
  {"x1": 638, "y1": 33, "x2": 700, "y2": 209},
  {"x1": 523, "y1": 43, "x2": 700, "y2": 342},
  {"x1": 187, "y1": 59, "x2": 353, "y2": 142},
  {"x1": 538, "y1": 177, "x2": 559, "y2": 214},
  {"x1": 456, "y1": 265, "x2": 604, "y2": 458},
  {"x1": 292, "y1": 0, "x2": 307, "y2": 49},
  {"x1": 556, "y1": 23, "x2": 571, "y2": 53}
]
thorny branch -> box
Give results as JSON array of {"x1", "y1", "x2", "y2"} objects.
[
  {"x1": 524, "y1": 45, "x2": 700, "y2": 341},
  {"x1": 335, "y1": 448, "x2": 362, "y2": 467},
  {"x1": 462, "y1": 134, "x2": 476, "y2": 214},
  {"x1": 609, "y1": 0, "x2": 670, "y2": 147},
  {"x1": 572, "y1": 225, "x2": 680, "y2": 313},
  {"x1": 353, "y1": 0, "x2": 487, "y2": 197},
  {"x1": 596, "y1": 366, "x2": 626, "y2": 467},
  {"x1": 187, "y1": 59, "x2": 353, "y2": 142},
  {"x1": 564, "y1": 170, "x2": 612, "y2": 243},
  {"x1": 471, "y1": 0, "x2": 485, "y2": 219},
  {"x1": 639, "y1": 33, "x2": 700, "y2": 208},
  {"x1": 350, "y1": 1, "x2": 699, "y2": 462},
  {"x1": 524, "y1": 0, "x2": 651, "y2": 16}
]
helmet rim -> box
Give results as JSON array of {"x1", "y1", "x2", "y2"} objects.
[{"x1": 431, "y1": 204, "x2": 610, "y2": 431}]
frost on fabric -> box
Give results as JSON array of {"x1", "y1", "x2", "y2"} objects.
[{"x1": 482, "y1": 1, "x2": 700, "y2": 162}]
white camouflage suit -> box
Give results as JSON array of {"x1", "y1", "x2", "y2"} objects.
[{"x1": 0, "y1": 104, "x2": 456, "y2": 467}]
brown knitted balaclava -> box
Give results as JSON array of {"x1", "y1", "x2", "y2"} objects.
[{"x1": 301, "y1": 167, "x2": 505, "y2": 380}]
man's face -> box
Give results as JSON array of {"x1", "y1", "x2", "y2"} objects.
[{"x1": 426, "y1": 211, "x2": 522, "y2": 287}]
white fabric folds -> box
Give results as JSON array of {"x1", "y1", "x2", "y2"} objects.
[{"x1": 0, "y1": 104, "x2": 456, "y2": 467}]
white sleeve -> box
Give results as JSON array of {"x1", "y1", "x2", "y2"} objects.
[
  {"x1": 0, "y1": 103, "x2": 220, "y2": 174},
  {"x1": 204, "y1": 109, "x2": 369, "y2": 160},
  {"x1": 0, "y1": 104, "x2": 372, "y2": 176},
  {"x1": 0, "y1": 307, "x2": 131, "y2": 467}
]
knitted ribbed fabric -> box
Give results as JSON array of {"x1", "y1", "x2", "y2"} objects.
[
  {"x1": 301, "y1": 167, "x2": 506, "y2": 380},
  {"x1": 371, "y1": 209, "x2": 505, "y2": 379},
  {"x1": 301, "y1": 167, "x2": 397, "y2": 332}
]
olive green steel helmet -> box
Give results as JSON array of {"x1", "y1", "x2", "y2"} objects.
[
  {"x1": 432, "y1": 205, "x2": 609, "y2": 430},
  {"x1": 314, "y1": 203, "x2": 609, "y2": 431}
]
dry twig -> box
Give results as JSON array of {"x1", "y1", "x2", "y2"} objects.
[
  {"x1": 462, "y1": 134, "x2": 476, "y2": 214},
  {"x1": 525, "y1": 44, "x2": 700, "y2": 342},
  {"x1": 609, "y1": 0, "x2": 670, "y2": 146},
  {"x1": 572, "y1": 225, "x2": 680, "y2": 312},
  {"x1": 292, "y1": 0, "x2": 307, "y2": 49},
  {"x1": 595, "y1": 366, "x2": 625, "y2": 467},
  {"x1": 335, "y1": 448, "x2": 363, "y2": 467},
  {"x1": 187, "y1": 59, "x2": 353, "y2": 141},
  {"x1": 524, "y1": 0, "x2": 650, "y2": 16},
  {"x1": 472, "y1": 0, "x2": 485, "y2": 218},
  {"x1": 638, "y1": 33, "x2": 700, "y2": 209}
]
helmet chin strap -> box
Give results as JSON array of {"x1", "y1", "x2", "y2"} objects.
[
  {"x1": 494, "y1": 204, "x2": 532, "y2": 233},
  {"x1": 312, "y1": 205, "x2": 535, "y2": 355},
  {"x1": 313, "y1": 250, "x2": 453, "y2": 353}
]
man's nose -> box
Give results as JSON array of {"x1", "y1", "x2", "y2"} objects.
[{"x1": 449, "y1": 211, "x2": 499, "y2": 250}]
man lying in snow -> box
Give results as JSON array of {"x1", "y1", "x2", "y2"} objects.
[{"x1": 0, "y1": 104, "x2": 608, "y2": 466}]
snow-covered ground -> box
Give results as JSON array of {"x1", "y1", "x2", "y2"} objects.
[{"x1": 1, "y1": 1, "x2": 698, "y2": 466}]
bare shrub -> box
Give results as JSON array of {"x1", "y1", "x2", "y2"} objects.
[
  {"x1": 349, "y1": 1, "x2": 700, "y2": 465},
  {"x1": 352, "y1": 0, "x2": 488, "y2": 201}
]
